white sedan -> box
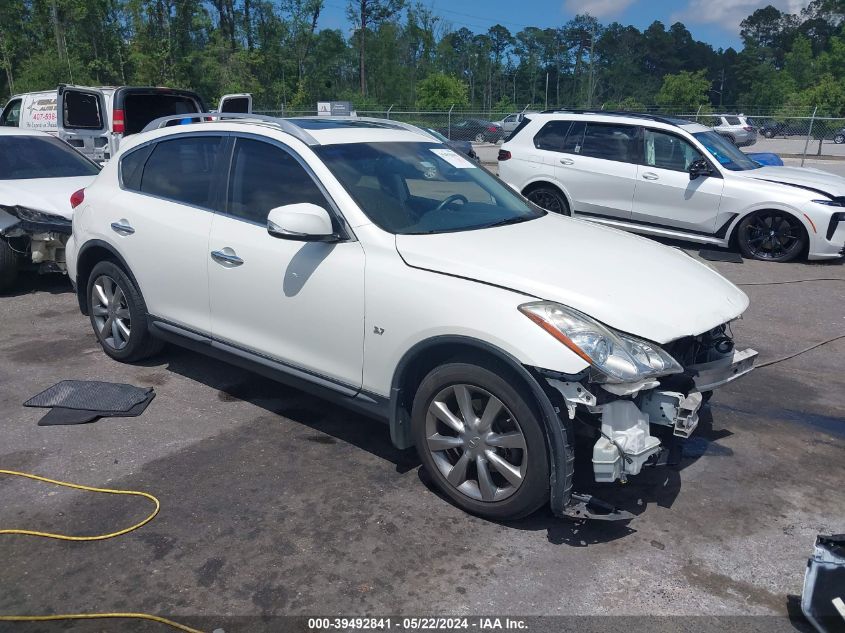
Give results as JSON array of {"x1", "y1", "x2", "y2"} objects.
[{"x1": 0, "y1": 128, "x2": 99, "y2": 290}]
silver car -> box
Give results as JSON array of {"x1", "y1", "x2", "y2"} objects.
[{"x1": 712, "y1": 114, "x2": 757, "y2": 147}]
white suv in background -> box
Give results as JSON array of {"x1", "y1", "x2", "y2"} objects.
[
  {"x1": 498, "y1": 111, "x2": 845, "y2": 262},
  {"x1": 68, "y1": 114, "x2": 756, "y2": 521}
]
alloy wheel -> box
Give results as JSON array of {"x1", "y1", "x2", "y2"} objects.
[
  {"x1": 91, "y1": 274, "x2": 132, "y2": 350},
  {"x1": 424, "y1": 384, "x2": 527, "y2": 503},
  {"x1": 474, "y1": 132, "x2": 485, "y2": 143},
  {"x1": 527, "y1": 189, "x2": 566, "y2": 214},
  {"x1": 742, "y1": 211, "x2": 804, "y2": 261}
]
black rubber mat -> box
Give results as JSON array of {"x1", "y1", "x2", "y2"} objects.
[
  {"x1": 24, "y1": 380, "x2": 153, "y2": 413},
  {"x1": 37, "y1": 392, "x2": 156, "y2": 426},
  {"x1": 699, "y1": 249, "x2": 743, "y2": 263}
]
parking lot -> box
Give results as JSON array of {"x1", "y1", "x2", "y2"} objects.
[{"x1": 1, "y1": 232, "x2": 842, "y2": 631}]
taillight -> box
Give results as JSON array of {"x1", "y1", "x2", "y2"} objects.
[
  {"x1": 498, "y1": 149, "x2": 511, "y2": 161},
  {"x1": 488, "y1": 125, "x2": 498, "y2": 132},
  {"x1": 113, "y1": 108, "x2": 125, "y2": 134},
  {"x1": 70, "y1": 189, "x2": 85, "y2": 209},
  {"x1": 743, "y1": 126, "x2": 753, "y2": 131}
]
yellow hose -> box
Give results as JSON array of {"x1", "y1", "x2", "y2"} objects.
[{"x1": 0, "y1": 469, "x2": 205, "y2": 633}]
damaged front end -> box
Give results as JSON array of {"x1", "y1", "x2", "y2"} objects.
[
  {"x1": 0, "y1": 204, "x2": 72, "y2": 274},
  {"x1": 522, "y1": 302, "x2": 756, "y2": 516}
]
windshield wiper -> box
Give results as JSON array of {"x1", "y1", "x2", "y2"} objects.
[{"x1": 479, "y1": 216, "x2": 534, "y2": 229}]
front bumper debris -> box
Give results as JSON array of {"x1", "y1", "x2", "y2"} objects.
[{"x1": 686, "y1": 347, "x2": 757, "y2": 392}]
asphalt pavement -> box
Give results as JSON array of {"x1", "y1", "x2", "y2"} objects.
[{"x1": 0, "y1": 237, "x2": 843, "y2": 632}]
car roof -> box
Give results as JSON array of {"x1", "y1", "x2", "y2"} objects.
[
  {"x1": 129, "y1": 114, "x2": 438, "y2": 150},
  {"x1": 518, "y1": 111, "x2": 711, "y2": 134}
]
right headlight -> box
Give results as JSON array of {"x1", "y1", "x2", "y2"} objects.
[{"x1": 518, "y1": 301, "x2": 683, "y2": 383}]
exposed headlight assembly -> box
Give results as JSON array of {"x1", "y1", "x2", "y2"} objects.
[{"x1": 519, "y1": 301, "x2": 683, "y2": 383}]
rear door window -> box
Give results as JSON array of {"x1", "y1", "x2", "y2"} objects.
[
  {"x1": 226, "y1": 137, "x2": 329, "y2": 225},
  {"x1": 63, "y1": 90, "x2": 104, "y2": 129},
  {"x1": 579, "y1": 123, "x2": 639, "y2": 163},
  {"x1": 533, "y1": 121, "x2": 572, "y2": 151},
  {"x1": 140, "y1": 136, "x2": 223, "y2": 208}
]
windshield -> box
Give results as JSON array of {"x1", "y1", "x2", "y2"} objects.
[
  {"x1": 693, "y1": 131, "x2": 760, "y2": 171},
  {"x1": 0, "y1": 135, "x2": 100, "y2": 180},
  {"x1": 315, "y1": 142, "x2": 544, "y2": 235}
]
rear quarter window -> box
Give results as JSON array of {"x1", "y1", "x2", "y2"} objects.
[
  {"x1": 119, "y1": 144, "x2": 154, "y2": 191},
  {"x1": 533, "y1": 120, "x2": 571, "y2": 150}
]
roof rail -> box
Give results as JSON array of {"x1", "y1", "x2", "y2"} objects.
[
  {"x1": 539, "y1": 109, "x2": 684, "y2": 127},
  {"x1": 141, "y1": 112, "x2": 319, "y2": 145}
]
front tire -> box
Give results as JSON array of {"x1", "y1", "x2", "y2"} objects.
[
  {"x1": 736, "y1": 211, "x2": 807, "y2": 262},
  {"x1": 834, "y1": 134, "x2": 844, "y2": 144},
  {"x1": 87, "y1": 261, "x2": 163, "y2": 362},
  {"x1": 411, "y1": 362, "x2": 550, "y2": 521},
  {"x1": 0, "y1": 238, "x2": 19, "y2": 292},
  {"x1": 525, "y1": 186, "x2": 571, "y2": 216}
]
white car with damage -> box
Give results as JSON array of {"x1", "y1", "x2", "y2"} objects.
[
  {"x1": 498, "y1": 111, "x2": 845, "y2": 262},
  {"x1": 0, "y1": 128, "x2": 99, "y2": 291},
  {"x1": 67, "y1": 114, "x2": 757, "y2": 520}
]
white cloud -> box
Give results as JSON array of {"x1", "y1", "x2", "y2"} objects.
[
  {"x1": 563, "y1": 0, "x2": 637, "y2": 19},
  {"x1": 671, "y1": 0, "x2": 812, "y2": 33}
]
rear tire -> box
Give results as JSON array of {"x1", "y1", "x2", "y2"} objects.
[
  {"x1": 834, "y1": 134, "x2": 845, "y2": 144},
  {"x1": 0, "y1": 238, "x2": 19, "y2": 292},
  {"x1": 411, "y1": 362, "x2": 550, "y2": 521},
  {"x1": 525, "y1": 186, "x2": 571, "y2": 216},
  {"x1": 87, "y1": 260, "x2": 163, "y2": 362},
  {"x1": 762, "y1": 129, "x2": 775, "y2": 139}
]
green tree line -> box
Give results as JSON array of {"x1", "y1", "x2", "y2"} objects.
[{"x1": 1, "y1": 0, "x2": 844, "y2": 113}]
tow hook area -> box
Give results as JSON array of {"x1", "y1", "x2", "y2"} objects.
[{"x1": 640, "y1": 391, "x2": 703, "y2": 438}]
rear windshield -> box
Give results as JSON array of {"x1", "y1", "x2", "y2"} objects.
[
  {"x1": 0, "y1": 135, "x2": 100, "y2": 180},
  {"x1": 123, "y1": 93, "x2": 201, "y2": 135}
]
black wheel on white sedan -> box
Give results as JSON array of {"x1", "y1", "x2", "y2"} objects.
[
  {"x1": 0, "y1": 238, "x2": 19, "y2": 292},
  {"x1": 736, "y1": 210, "x2": 807, "y2": 262},
  {"x1": 525, "y1": 186, "x2": 571, "y2": 216},
  {"x1": 411, "y1": 363, "x2": 550, "y2": 521},
  {"x1": 87, "y1": 261, "x2": 163, "y2": 362}
]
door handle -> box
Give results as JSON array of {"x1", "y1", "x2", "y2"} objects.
[
  {"x1": 641, "y1": 172, "x2": 659, "y2": 180},
  {"x1": 110, "y1": 221, "x2": 134, "y2": 235},
  {"x1": 211, "y1": 249, "x2": 244, "y2": 267},
  {"x1": 559, "y1": 157, "x2": 574, "y2": 165}
]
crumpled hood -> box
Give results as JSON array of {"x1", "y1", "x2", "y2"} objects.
[
  {"x1": 742, "y1": 165, "x2": 845, "y2": 197},
  {"x1": 0, "y1": 176, "x2": 95, "y2": 220},
  {"x1": 395, "y1": 214, "x2": 749, "y2": 344}
]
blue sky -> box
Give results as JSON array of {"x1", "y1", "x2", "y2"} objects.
[{"x1": 317, "y1": 0, "x2": 813, "y2": 50}]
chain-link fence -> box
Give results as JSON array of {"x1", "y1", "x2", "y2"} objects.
[{"x1": 254, "y1": 106, "x2": 845, "y2": 164}]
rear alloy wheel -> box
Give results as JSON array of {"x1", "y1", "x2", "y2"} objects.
[
  {"x1": 87, "y1": 260, "x2": 163, "y2": 362},
  {"x1": 737, "y1": 210, "x2": 807, "y2": 262},
  {"x1": 526, "y1": 186, "x2": 571, "y2": 216},
  {"x1": 762, "y1": 129, "x2": 775, "y2": 139},
  {"x1": 412, "y1": 363, "x2": 550, "y2": 520},
  {"x1": 834, "y1": 134, "x2": 845, "y2": 144},
  {"x1": 474, "y1": 132, "x2": 485, "y2": 143}
]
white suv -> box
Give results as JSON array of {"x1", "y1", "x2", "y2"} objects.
[
  {"x1": 67, "y1": 114, "x2": 756, "y2": 520},
  {"x1": 498, "y1": 111, "x2": 845, "y2": 262}
]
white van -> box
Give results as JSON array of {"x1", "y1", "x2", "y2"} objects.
[{"x1": 0, "y1": 85, "x2": 251, "y2": 162}]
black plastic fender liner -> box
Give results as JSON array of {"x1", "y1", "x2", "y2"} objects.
[{"x1": 389, "y1": 335, "x2": 575, "y2": 515}]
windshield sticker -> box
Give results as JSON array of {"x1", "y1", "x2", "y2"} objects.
[{"x1": 430, "y1": 148, "x2": 476, "y2": 169}]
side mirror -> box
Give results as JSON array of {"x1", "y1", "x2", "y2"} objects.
[
  {"x1": 267, "y1": 203, "x2": 338, "y2": 242},
  {"x1": 689, "y1": 158, "x2": 712, "y2": 181}
]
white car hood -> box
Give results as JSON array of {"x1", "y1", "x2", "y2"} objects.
[
  {"x1": 742, "y1": 166, "x2": 845, "y2": 197},
  {"x1": 395, "y1": 214, "x2": 749, "y2": 344},
  {"x1": 0, "y1": 176, "x2": 95, "y2": 220}
]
